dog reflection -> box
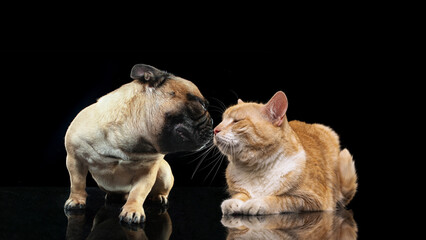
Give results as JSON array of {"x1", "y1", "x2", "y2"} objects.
[
  {"x1": 66, "y1": 203, "x2": 172, "y2": 240},
  {"x1": 222, "y1": 210, "x2": 357, "y2": 240}
]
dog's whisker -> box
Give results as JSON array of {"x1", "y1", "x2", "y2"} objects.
[
  {"x1": 208, "y1": 105, "x2": 226, "y2": 111},
  {"x1": 209, "y1": 97, "x2": 227, "y2": 112},
  {"x1": 208, "y1": 109, "x2": 225, "y2": 114}
]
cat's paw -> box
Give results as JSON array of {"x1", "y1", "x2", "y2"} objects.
[
  {"x1": 240, "y1": 199, "x2": 268, "y2": 215},
  {"x1": 221, "y1": 199, "x2": 244, "y2": 215},
  {"x1": 221, "y1": 215, "x2": 244, "y2": 228}
]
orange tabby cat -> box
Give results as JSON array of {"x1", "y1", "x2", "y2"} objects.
[{"x1": 214, "y1": 91, "x2": 357, "y2": 215}]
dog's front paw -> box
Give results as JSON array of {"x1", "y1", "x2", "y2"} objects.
[
  {"x1": 240, "y1": 199, "x2": 268, "y2": 215},
  {"x1": 64, "y1": 195, "x2": 87, "y2": 210},
  {"x1": 221, "y1": 199, "x2": 244, "y2": 215},
  {"x1": 119, "y1": 204, "x2": 145, "y2": 224}
]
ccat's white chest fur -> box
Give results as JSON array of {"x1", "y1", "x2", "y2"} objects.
[{"x1": 230, "y1": 150, "x2": 305, "y2": 198}]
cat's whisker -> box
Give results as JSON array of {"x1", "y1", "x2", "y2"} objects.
[
  {"x1": 228, "y1": 89, "x2": 239, "y2": 102},
  {"x1": 204, "y1": 149, "x2": 225, "y2": 182},
  {"x1": 191, "y1": 143, "x2": 219, "y2": 177},
  {"x1": 227, "y1": 142, "x2": 237, "y2": 160},
  {"x1": 197, "y1": 149, "x2": 223, "y2": 172},
  {"x1": 190, "y1": 144, "x2": 217, "y2": 179},
  {"x1": 182, "y1": 150, "x2": 204, "y2": 158},
  {"x1": 181, "y1": 141, "x2": 214, "y2": 159},
  {"x1": 232, "y1": 145, "x2": 235, "y2": 158},
  {"x1": 210, "y1": 153, "x2": 226, "y2": 184},
  {"x1": 187, "y1": 142, "x2": 215, "y2": 163},
  {"x1": 189, "y1": 132, "x2": 230, "y2": 184},
  {"x1": 222, "y1": 143, "x2": 230, "y2": 158}
]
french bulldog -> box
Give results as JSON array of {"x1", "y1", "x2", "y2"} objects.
[{"x1": 64, "y1": 64, "x2": 213, "y2": 224}]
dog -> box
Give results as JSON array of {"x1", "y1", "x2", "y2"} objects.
[{"x1": 64, "y1": 64, "x2": 213, "y2": 224}]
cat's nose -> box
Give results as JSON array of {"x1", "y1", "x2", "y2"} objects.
[{"x1": 214, "y1": 127, "x2": 221, "y2": 135}]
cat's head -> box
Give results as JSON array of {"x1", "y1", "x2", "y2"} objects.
[{"x1": 213, "y1": 91, "x2": 288, "y2": 163}]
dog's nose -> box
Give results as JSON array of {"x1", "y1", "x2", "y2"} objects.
[{"x1": 214, "y1": 127, "x2": 221, "y2": 135}]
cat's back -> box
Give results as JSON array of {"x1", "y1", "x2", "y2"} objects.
[
  {"x1": 289, "y1": 120, "x2": 341, "y2": 209},
  {"x1": 289, "y1": 120, "x2": 340, "y2": 163}
]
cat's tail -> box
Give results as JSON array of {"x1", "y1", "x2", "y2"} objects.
[{"x1": 338, "y1": 148, "x2": 357, "y2": 206}]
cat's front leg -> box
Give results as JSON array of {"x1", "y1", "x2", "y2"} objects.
[
  {"x1": 240, "y1": 198, "x2": 270, "y2": 215},
  {"x1": 240, "y1": 196, "x2": 282, "y2": 215},
  {"x1": 241, "y1": 195, "x2": 318, "y2": 215}
]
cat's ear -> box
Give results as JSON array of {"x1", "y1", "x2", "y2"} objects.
[
  {"x1": 262, "y1": 91, "x2": 288, "y2": 126},
  {"x1": 238, "y1": 99, "x2": 245, "y2": 104}
]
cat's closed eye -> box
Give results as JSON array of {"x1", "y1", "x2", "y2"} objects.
[{"x1": 233, "y1": 118, "x2": 245, "y2": 123}]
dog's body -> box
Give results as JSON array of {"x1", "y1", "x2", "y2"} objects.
[{"x1": 65, "y1": 64, "x2": 212, "y2": 224}]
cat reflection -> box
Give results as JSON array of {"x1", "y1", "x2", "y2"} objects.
[
  {"x1": 65, "y1": 202, "x2": 172, "y2": 240},
  {"x1": 222, "y1": 209, "x2": 357, "y2": 240}
]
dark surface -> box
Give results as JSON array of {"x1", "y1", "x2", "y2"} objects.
[
  {"x1": 0, "y1": 187, "x2": 228, "y2": 240},
  {"x1": 0, "y1": 187, "x2": 361, "y2": 240}
]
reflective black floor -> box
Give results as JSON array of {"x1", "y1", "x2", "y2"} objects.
[{"x1": 0, "y1": 187, "x2": 357, "y2": 239}]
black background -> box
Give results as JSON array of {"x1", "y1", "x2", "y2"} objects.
[{"x1": 1, "y1": 51, "x2": 395, "y2": 231}]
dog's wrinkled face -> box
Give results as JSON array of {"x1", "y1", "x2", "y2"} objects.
[
  {"x1": 131, "y1": 64, "x2": 213, "y2": 153},
  {"x1": 158, "y1": 89, "x2": 213, "y2": 153}
]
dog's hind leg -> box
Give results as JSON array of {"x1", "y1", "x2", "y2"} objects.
[{"x1": 64, "y1": 154, "x2": 88, "y2": 210}]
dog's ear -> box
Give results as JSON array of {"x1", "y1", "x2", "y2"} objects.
[{"x1": 130, "y1": 64, "x2": 171, "y2": 87}]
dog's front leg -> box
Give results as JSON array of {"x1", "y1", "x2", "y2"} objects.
[{"x1": 119, "y1": 163, "x2": 160, "y2": 224}]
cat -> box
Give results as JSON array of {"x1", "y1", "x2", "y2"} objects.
[{"x1": 213, "y1": 91, "x2": 357, "y2": 215}]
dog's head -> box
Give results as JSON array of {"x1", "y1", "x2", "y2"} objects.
[{"x1": 131, "y1": 64, "x2": 213, "y2": 153}]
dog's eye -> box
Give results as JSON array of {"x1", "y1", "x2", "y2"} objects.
[
  {"x1": 199, "y1": 100, "x2": 208, "y2": 111},
  {"x1": 233, "y1": 118, "x2": 244, "y2": 123}
]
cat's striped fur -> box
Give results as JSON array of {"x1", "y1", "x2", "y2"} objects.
[{"x1": 214, "y1": 91, "x2": 357, "y2": 215}]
